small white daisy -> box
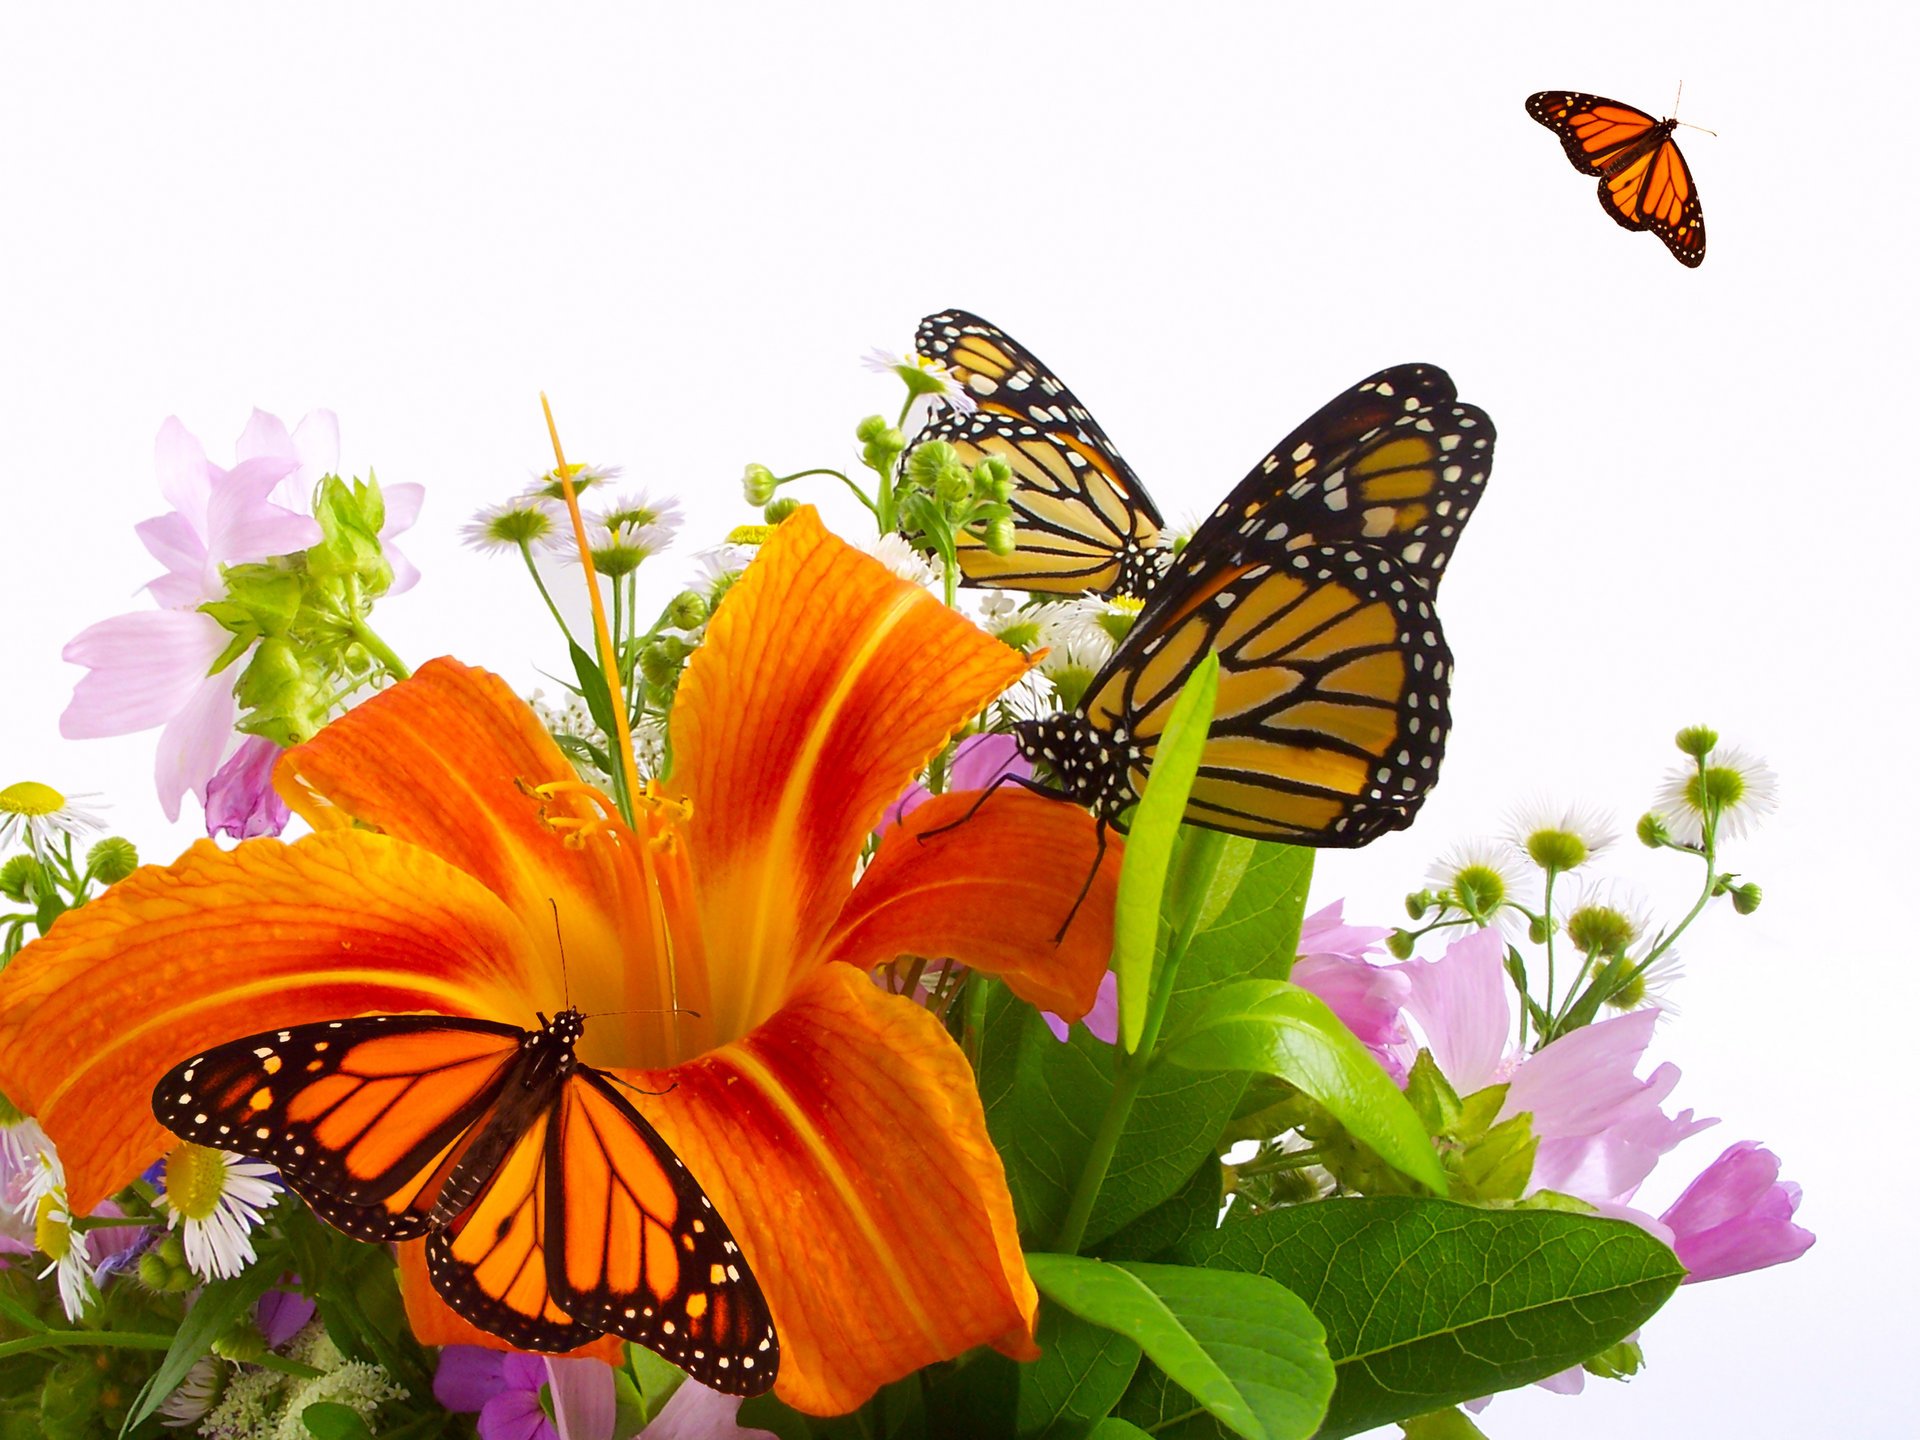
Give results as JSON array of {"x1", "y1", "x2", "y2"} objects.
[
  {"x1": 160, "y1": 1355, "x2": 223, "y2": 1429},
  {"x1": 32, "y1": 1187, "x2": 99, "y2": 1321},
  {"x1": 556, "y1": 517, "x2": 674, "y2": 578},
  {"x1": 1555, "y1": 876, "x2": 1654, "y2": 960},
  {"x1": 153, "y1": 1143, "x2": 279, "y2": 1282},
  {"x1": 1653, "y1": 743, "x2": 1779, "y2": 846},
  {"x1": 530, "y1": 462, "x2": 623, "y2": 500},
  {"x1": 1505, "y1": 794, "x2": 1618, "y2": 870},
  {"x1": 1031, "y1": 596, "x2": 1132, "y2": 673},
  {"x1": 1425, "y1": 836, "x2": 1533, "y2": 929},
  {"x1": 460, "y1": 494, "x2": 566, "y2": 554},
  {"x1": 593, "y1": 490, "x2": 685, "y2": 545},
  {"x1": 861, "y1": 532, "x2": 940, "y2": 589},
  {"x1": 0, "y1": 782, "x2": 106, "y2": 854},
  {"x1": 862, "y1": 347, "x2": 978, "y2": 426}
]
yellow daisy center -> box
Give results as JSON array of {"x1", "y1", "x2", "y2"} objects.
[
  {"x1": 164, "y1": 1143, "x2": 232, "y2": 1222},
  {"x1": 33, "y1": 1192, "x2": 72, "y2": 1259},
  {"x1": 0, "y1": 781, "x2": 65, "y2": 817}
]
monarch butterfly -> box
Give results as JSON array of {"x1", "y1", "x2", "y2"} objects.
[
  {"x1": 1011, "y1": 365, "x2": 1494, "y2": 848},
  {"x1": 1526, "y1": 90, "x2": 1706, "y2": 267},
  {"x1": 913, "y1": 310, "x2": 1167, "y2": 597},
  {"x1": 152, "y1": 1009, "x2": 778, "y2": 1394}
]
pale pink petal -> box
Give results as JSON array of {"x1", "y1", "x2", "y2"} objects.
[
  {"x1": 1534, "y1": 1365, "x2": 1587, "y2": 1395},
  {"x1": 153, "y1": 417, "x2": 211, "y2": 520},
  {"x1": 1293, "y1": 953, "x2": 1413, "y2": 1054},
  {"x1": 60, "y1": 611, "x2": 230, "y2": 738},
  {"x1": 1297, "y1": 899, "x2": 1394, "y2": 962},
  {"x1": 1530, "y1": 1091, "x2": 1716, "y2": 1204},
  {"x1": 1501, "y1": 1010, "x2": 1663, "y2": 1140},
  {"x1": 204, "y1": 736, "x2": 292, "y2": 839},
  {"x1": 1395, "y1": 927, "x2": 1510, "y2": 1093},
  {"x1": 1043, "y1": 969, "x2": 1117, "y2": 1044},
  {"x1": 154, "y1": 672, "x2": 239, "y2": 823},
  {"x1": 643, "y1": 1380, "x2": 778, "y2": 1440},
  {"x1": 381, "y1": 480, "x2": 426, "y2": 536},
  {"x1": 1588, "y1": 1197, "x2": 1676, "y2": 1248},
  {"x1": 384, "y1": 543, "x2": 421, "y2": 596},
  {"x1": 133, "y1": 513, "x2": 210, "y2": 601},
  {"x1": 291, "y1": 409, "x2": 340, "y2": 486},
  {"x1": 234, "y1": 408, "x2": 295, "y2": 466},
  {"x1": 949, "y1": 732, "x2": 1028, "y2": 792},
  {"x1": 1660, "y1": 1141, "x2": 1815, "y2": 1283},
  {"x1": 204, "y1": 458, "x2": 315, "y2": 567},
  {"x1": 545, "y1": 1355, "x2": 615, "y2": 1440}
]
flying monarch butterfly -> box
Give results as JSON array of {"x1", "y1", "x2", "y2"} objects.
[
  {"x1": 912, "y1": 310, "x2": 1167, "y2": 597},
  {"x1": 152, "y1": 1009, "x2": 778, "y2": 1394},
  {"x1": 1526, "y1": 90, "x2": 1706, "y2": 267},
  {"x1": 1007, "y1": 365, "x2": 1494, "y2": 853}
]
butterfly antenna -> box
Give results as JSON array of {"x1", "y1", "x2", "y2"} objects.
[
  {"x1": 1671, "y1": 80, "x2": 1717, "y2": 135},
  {"x1": 606, "y1": 1073, "x2": 680, "y2": 1100},
  {"x1": 550, "y1": 898, "x2": 571, "y2": 1011},
  {"x1": 1672, "y1": 79, "x2": 1682, "y2": 119},
  {"x1": 582, "y1": 1005, "x2": 704, "y2": 1022}
]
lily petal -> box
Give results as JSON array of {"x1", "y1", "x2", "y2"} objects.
[
  {"x1": 0, "y1": 832, "x2": 550, "y2": 1213},
  {"x1": 638, "y1": 964, "x2": 1037, "y2": 1415},
  {"x1": 670, "y1": 509, "x2": 1028, "y2": 1041},
  {"x1": 827, "y1": 789, "x2": 1119, "y2": 1019}
]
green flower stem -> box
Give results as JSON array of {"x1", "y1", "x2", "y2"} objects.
[
  {"x1": 942, "y1": 555, "x2": 958, "y2": 609},
  {"x1": 1051, "y1": 826, "x2": 1231, "y2": 1255},
  {"x1": 1575, "y1": 818, "x2": 1720, "y2": 1025},
  {"x1": 0, "y1": 1331, "x2": 173, "y2": 1361},
  {"x1": 779, "y1": 467, "x2": 879, "y2": 519},
  {"x1": 1539, "y1": 866, "x2": 1560, "y2": 1022},
  {"x1": 348, "y1": 617, "x2": 411, "y2": 683},
  {"x1": 1238, "y1": 1147, "x2": 1326, "y2": 1176},
  {"x1": 519, "y1": 543, "x2": 578, "y2": 648},
  {"x1": 962, "y1": 972, "x2": 991, "y2": 1072}
]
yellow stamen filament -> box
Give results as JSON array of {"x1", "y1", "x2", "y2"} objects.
[{"x1": 540, "y1": 395, "x2": 682, "y2": 1052}]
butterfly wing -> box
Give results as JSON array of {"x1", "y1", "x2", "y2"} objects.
[
  {"x1": 1082, "y1": 539, "x2": 1450, "y2": 844},
  {"x1": 1183, "y1": 364, "x2": 1493, "y2": 591},
  {"x1": 1525, "y1": 91, "x2": 1705, "y2": 266},
  {"x1": 544, "y1": 1069, "x2": 778, "y2": 1393},
  {"x1": 914, "y1": 309, "x2": 1166, "y2": 596},
  {"x1": 153, "y1": 1015, "x2": 530, "y2": 1242}
]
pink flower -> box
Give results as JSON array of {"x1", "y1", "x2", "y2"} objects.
[
  {"x1": 434, "y1": 1348, "x2": 776, "y2": 1440},
  {"x1": 1044, "y1": 968, "x2": 1119, "y2": 1043},
  {"x1": 237, "y1": 408, "x2": 425, "y2": 594},
  {"x1": 1388, "y1": 927, "x2": 1513, "y2": 1093},
  {"x1": 1291, "y1": 901, "x2": 1412, "y2": 1076},
  {"x1": 1500, "y1": 1009, "x2": 1717, "y2": 1206},
  {"x1": 61, "y1": 416, "x2": 320, "y2": 822},
  {"x1": 1659, "y1": 1140, "x2": 1814, "y2": 1283},
  {"x1": 881, "y1": 732, "x2": 1031, "y2": 832},
  {"x1": 204, "y1": 736, "x2": 292, "y2": 840}
]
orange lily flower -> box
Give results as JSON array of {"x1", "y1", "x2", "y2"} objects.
[{"x1": 0, "y1": 508, "x2": 1120, "y2": 1414}]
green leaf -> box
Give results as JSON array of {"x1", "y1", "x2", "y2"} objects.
[
  {"x1": 299, "y1": 1402, "x2": 377, "y2": 1440},
  {"x1": 1086, "y1": 1423, "x2": 1155, "y2": 1440},
  {"x1": 1096, "y1": 1158, "x2": 1223, "y2": 1263},
  {"x1": 1030, "y1": 1254, "x2": 1332, "y2": 1440},
  {"x1": 1400, "y1": 1408, "x2": 1490, "y2": 1440},
  {"x1": 1194, "y1": 836, "x2": 1258, "y2": 931},
  {"x1": 980, "y1": 845, "x2": 1313, "y2": 1247},
  {"x1": 1115, "y1": 653, "x2": 1218, "y2": 1052},
  {"x1": 1016, "y1": 1299, "x2": 1144, "y2": 1438},
  {"x1": 120, "y1": 1247, "x2": 285, "y2": 1435},
  {"x1": 626, "y1": 1343, "x2": 687, "y2": 1424},
  {"x1": 1174, "y1": 1197, "x2": 1685, "y2": 1438},
  {"x1": 1158, "y1": 980, "x2": 1448, "y2": 1194},
  {"x1": 569, "y1": 641, "x2": 621, "y2": 740}
]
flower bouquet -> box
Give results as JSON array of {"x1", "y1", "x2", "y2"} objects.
[{"x1": 0, "y1": 318, "x2": 1810, "y2": 1440}]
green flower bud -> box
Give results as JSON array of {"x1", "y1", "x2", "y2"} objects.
[
  {"x1": 665, "y1": 590, "x2": 708, "y2": 630},
  {"x1": 640, "y1": 638, "x2": 688, "y2": 690},
  {"x1": 854, "y1": 415, "x2": 891, "y2": 444},
  {"x1": 1636, "y1": 812, "x2": 1669, "y2": 847},
  {"x1": 906, "y1": 441, "x2": 963, "y2": 494},
  {"x1": 211, "y1": 1324, "x2": 268, "y2": 1365},
  {"x1": 1730, "y1": 881, "x2": 1762, "y2": 915},
  {"x1": 741, "y1": 463, "x2": 779, "y2": 507},
  {"x1": 0, "y1": 853, "x2": 41, "y2": 903},
  {"x1": 1405, "y1": 890, "x2": 1435, "y2": 920},
  {"x1": 1675, "y1": 724, "x2": 1719, "y2": 758},
  {"x1": 762, "y1": 497, "x2": 801, "y2": 525},
  {"x1": 984, "y1": 516, "x2": 1017, "y2": 556},
  {"x1": 972, "y1": 457, "x2": 1013, "y2": 500},
  {"x1": 1565, "y1": 904, "x2": 1636, "y2": 957},
  {"x1": 1387, "y1": 930, "x2": 1416, "y2": 959},
  {"x1": 1527, "y1": 914, "x2": 1551, "y2": 945},
  {"x1": 1523, "y1": 828, "x2": 1588, "y2": 871},
  {"x1": 84, "y1": 837, "x2": 139, "y2": 885}
]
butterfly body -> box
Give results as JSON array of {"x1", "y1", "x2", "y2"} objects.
[
  {"x1": 1526, "y1": 90, "x2": 1705, "y2": 266},
  {"x1": 154, "y1": 1008, "x2": 778, "y2": 1392}
]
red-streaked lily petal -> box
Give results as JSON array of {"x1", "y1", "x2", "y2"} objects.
[
  {"x1": 0, "y1": 833, "x2": 550, "y2": 1213},
  {"x1": 273, "y1": 658, "x2": 689, "y2": 1047},
  {"x1": 635, "y1": 963, "x2": 1037, "y2": 1415},
  {"x1": 670, "y1": 509, "x2": 1029, "y2": 1041},
  {"x1": 826, "y1": 789, "x2": 1120, "y2": 1019},
  {"x1": 397, "y1": 1246, "x2": 626, "y2": 1366}
]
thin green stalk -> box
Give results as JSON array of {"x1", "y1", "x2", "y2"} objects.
[
  {"x1": 1540, "y1": 866, "x2": 1560, "y2": 1020},
  {"x1": 0, "y1": 1331, "x2": 174, "y2": 1362},
  {"x1": 962, "y1": 972, "x2": 991, "y2": 1071},
  {"x1": 779, "y1": 467, "x2": 879, "y2": 518},
  {"x1": 518, "y1": 542, "x2": 577, "y2": 647},
  {"x1": 348, "y1": 617, "x2": 411, "y2": 683}
]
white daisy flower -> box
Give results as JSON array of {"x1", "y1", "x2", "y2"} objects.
[
  {"x1": 1031, "y1": 596, "x2": 1132, "y2": 673},
  {"x1": 862, "y1": 347, "x2": 978, "y2": 428},
  {"x1": 861, "y1": 532, "x2": 939, "y2": 589},
  {"x1": 32, "y1": 1187, "x2": 99, "y2": 1321},
  {"x1": 1425, "y1": 836, "x2": 1533, "y2": 930},
  {"x1": 160, "y1": 1355, "x2": 223, "y2": 1429},
  {"x1": 0, "y1": 782, "x2": 106, "y2": 854},
  {"x1": 1555, "y1": 876, "x2": 1654, "y2": 961},
  {"x1": 555, "y1": 517, "x2": 674, "y2": 578},
  {"x1": 530, "y1": 462, "x2": 622, "y2": 500},
  {"x1": 153, "y1": 1144, "x2": 279, "y2": 1281},
  {"x1": 1505, "y1": 794, "x2": 1618, "y2": 871},
  {"x1": 460, "y1": 494, "x2": 566, "y2": 554},
  {"x1": 592, "y1": 490, "x2": 685, "y2": 546},
  {"x1": 1653, "y1": 743, "x2": 1779, "y2": 846}
]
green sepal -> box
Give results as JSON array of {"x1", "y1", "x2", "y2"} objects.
[{"x1": 220, "y1": 562, "x2": 306, "y2": 636}]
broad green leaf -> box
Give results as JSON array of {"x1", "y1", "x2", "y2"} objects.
[
  {"x1": 299, "y1": 1402, "x2": 377, "y2": 1440},
  {"x1": 1400, "y1": 1408, "x2": 1490, "y2": 1439},
  {"x1": 1115, "y1": 654, "x2": 1218, "y2": 1051},
  {"x1": 1194, "y1": 836, "x2": 1259, "y2": 931},
  {"x1": 1016, "y1": 1300, "x2": 1144, "y2": 1437},
  {"x1": 1087, "y1": 1422, "x2": 1155, "y2": 1440},
  {"x1": 569, "y1": 640, "x2": 621, "y2": 740},
  {"x1": 1030, "y1": 1254, "x2": 1332, "y2": 1440},
  {"x1": 981, "y1": 845, "x2": 1313, "y2": 1246},
  {"x1": 1158, "y1": 981, "x2": 1447, "y2": 1194},
  {"x1": 1096, "y1": 1157, "x2": 1223, "y2": 1262},
  {"x1": 1174, "y1": 1197, "x2": 1685, "y2": 1438}
]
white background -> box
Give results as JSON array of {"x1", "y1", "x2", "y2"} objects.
[{"x1": 3, "y1": 3, "x2": 1911, "y2": 1434}]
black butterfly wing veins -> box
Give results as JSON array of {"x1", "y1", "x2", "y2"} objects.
[
  {"x1": 1061, "y1": 537, "x2": 1452, "y2": 845},
  {"x1": 1526, "y1": 90, "x2": 1705, "y2": 266},
  {"x1": 153, "y1": 1012, "x2": 780, "y2": 1393},
  {"x1": 913, "y1": 309, "x2": 1167, "y2": 597},
  {"x1": 1185, "y1": 364, "x2": 1494, "y2": 592}
]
